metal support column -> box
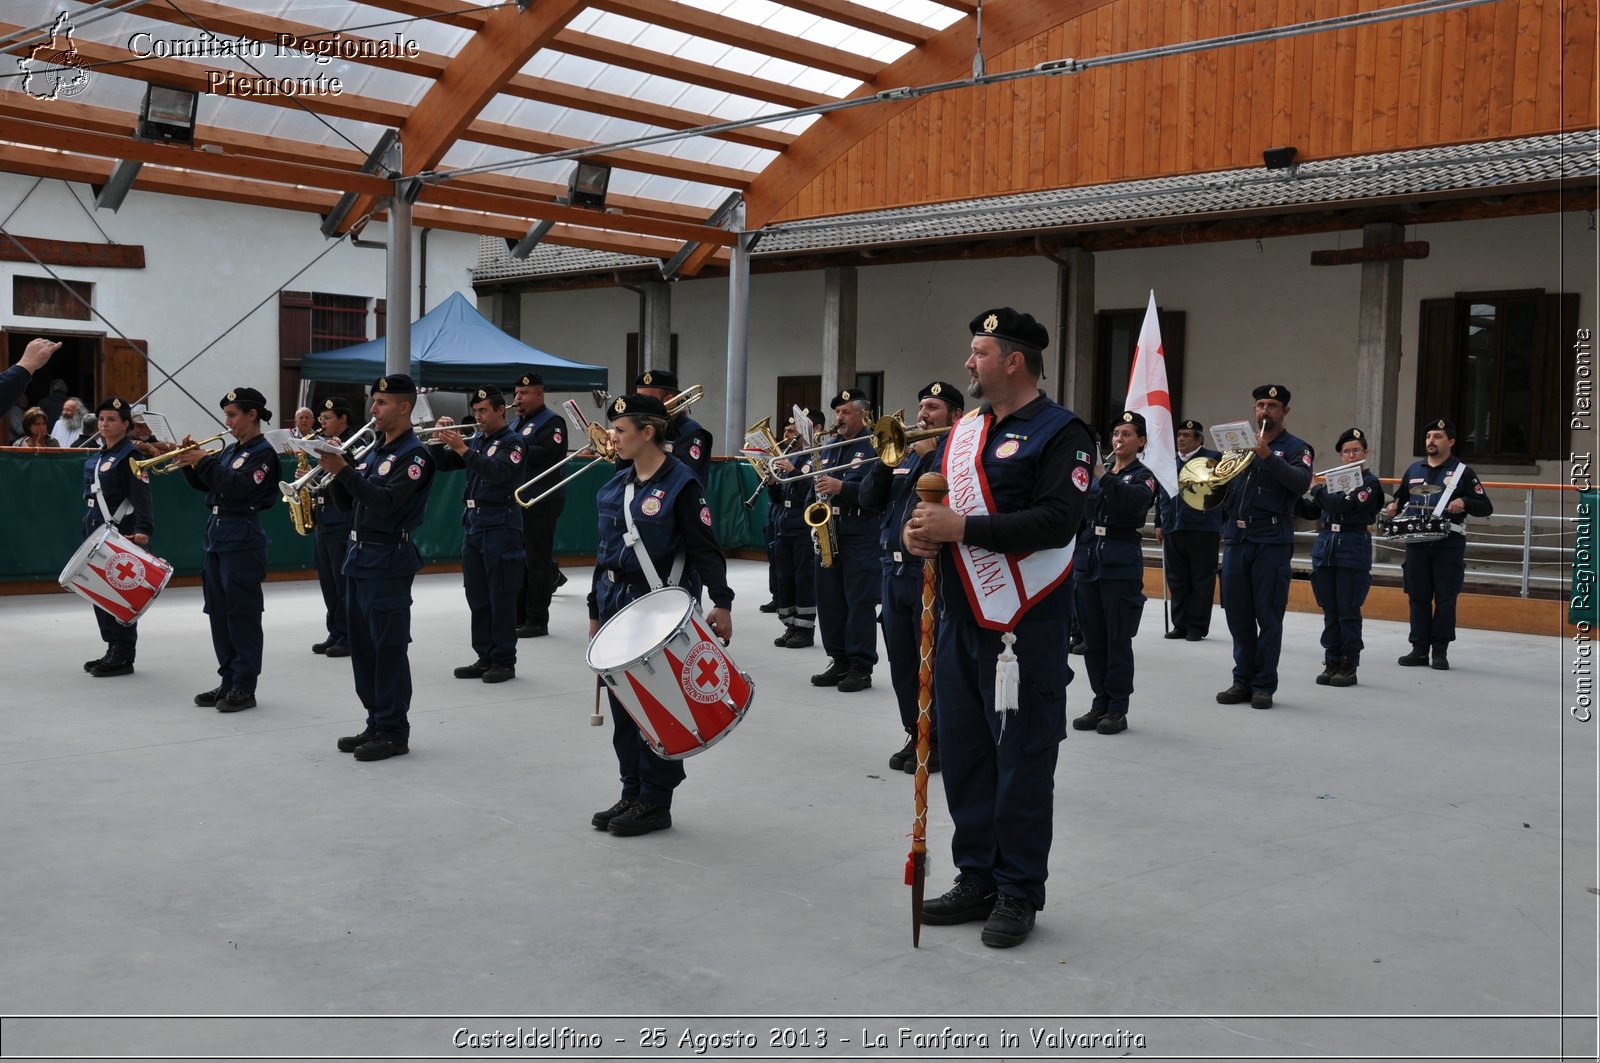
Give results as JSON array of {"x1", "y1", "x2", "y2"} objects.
[
  {"x1": 821, "y1": 265, "x2": 858, "y2": 410},
  {"x1": 385, "y1": 157, "x2": 412, "y2": 377},
  {"x1": 1355, "y1": 222, "x2": 1405, "y2": 477},
  {"x1": 1059, "y1": 247, "x2": 1095, "y2": 415},
  {"x1": 640, "y1": 281, "x2": 672, "y2": 370},
  {"x1": 724, "y1": 201, "x2": 750, "y2": 447}
]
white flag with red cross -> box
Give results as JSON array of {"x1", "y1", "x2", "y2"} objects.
[{"x1": 1123, "y1": 290, "x2": 1179, "y2": 499}]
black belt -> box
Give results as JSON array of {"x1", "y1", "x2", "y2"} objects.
[
  {"x1": 466, "y1": 500, "x2": 512, "y2": 509},
  {"x1": 830, "y1": 506, "x2": 865, "y2": 518},
  {"x1": 350, "y1": 530, "x2": 409, "y2": 543},
  {"x1": 1325, "y1": 523, "x2": 1371, "y2": 534},
  {"x1": 602, "y1": 569, "x2": 650, "y2": 589},
  {"x1": 1234, "y1": 515, "x2": 1283, "y2": 528},
  {"x1": 1093, "y1": 526, "x2": 1141, "y2": 543},
  {"x1": 210, "y1": 507, "x2": 258, "y2": 517}
]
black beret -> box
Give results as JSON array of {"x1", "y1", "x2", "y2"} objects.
[
  {"x1": 1252, "y1": 384, "x2": 1291, "y2": 403},
  {"x1": 514, "y1": 372, "x2": 543, "y2": 388},
  {"x1": 222, "y1": 387, "x2": 271, "y2": 421},
  {"x1": 1425, "y1": 417, "x2": 1456, "y2": 438},
  {"x1": 918, "y1": 380, "x2": 964, "y2": 409},
  {"x1": 1335, "y1": 427, "x2": 1368, "y2": 451},
  {"x1": 470, "y1": 387, "x2": 505, "y2": 405},
  {"x1": 969, "y1": 307, "x2": 1049, "y2": 351},
  {"x1": 1116, "y1": 410, "x2": 1148, "y2": 435},
  {"x1": 830, "y1": 387, "x2": 869, "y2": 410},
  {"x1": 1177, "y1": 418, "x2": 1204, "y2": 434},
  {"x1": 321, "y1": 397, "x2": 352, "y2": 417},
  {"x1": 96, "y1": 397, "x2": 131, "y2": 420},
  {"x1": 373, "y1": 374, "x2": 417, "y2": 396},
  {"x1": 607, "y1": 393, "x2": 669, "y2": 422},
  {"x1": 635, "y1": 368, "x2": 679, "y2": 390}
]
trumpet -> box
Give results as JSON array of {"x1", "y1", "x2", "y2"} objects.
[
  {"x1": 277, "y1": 417, "x2": 380, "y2": 501},
  {"x1": 413, "y1": 422, "x2": 481, "y2": 442},
  {"x1": 129, "y1": 433, "x2": 229, "y2": 476}
]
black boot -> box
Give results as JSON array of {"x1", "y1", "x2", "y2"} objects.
[
  {"x1": 90, "y1": 652, "x2": 134, "y2": 678},
  {"x1": 1397, "y1": 646, "x2": 1430, "y2": 667},
  {"x1": 1430, "y1": 648, "x2": 1450, "y2": 671},
  {"x1": 83, "y1": 651, "x2": 110, "y2": 673},
  {"x1": 1215, "y1": 683, "x2": 1250, "y2": 704},
  {"x1": 921, "y1": 877, "x2": 996, "y2": 924},
  {"x1": 1328, "y1": 659, "x2": 1358, "y2": 687},
  {"x1": 591, "y1": 798, "x2": 633, "y2": 830},
  {"x1": 453, "y1": 659, "x2": 490, "y2": 679},
  {"x1": 1071, "y1": 707, "x2": 1107, "y2": 731},
  {"x1": 608, "y1": 801, "x2": 672, "y2": 836},
  {"x1": 836, "y1": 667, "x2": 872, "y2": 693},
  {"x1": 888, "y1": 733, "x2": 916, "y2": 771},
  {"x1": 1315, "y1": 660, "x2": 1339, "y2": 685},
  {"x1": 782, "y1": 627, "x2": 815, "y2": 648},
  {"x1": 810, "y1": 658, "x2": 849, "y2": 686},
  {"x1": 981, "y1": 893, "x2": 1037, "y2": 948},
  {"x1": 773, "y1": 626, "x2": 793, "y2": 648}
]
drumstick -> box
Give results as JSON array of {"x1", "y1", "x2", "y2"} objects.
[{"x1": 590, "y1": 676, "x2": 604, "y2": 726}]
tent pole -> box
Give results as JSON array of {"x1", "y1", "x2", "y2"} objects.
[{"x1": 724, "y1": 199, "x2": 749, "y2": 452}]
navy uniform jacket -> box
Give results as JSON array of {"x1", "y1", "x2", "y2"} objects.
[
  {"x1": 82, "y1": 438, "x2": 154, "y2": 539},
  {"x1": 587, "y1": 455, "x2": 734, "y2": 619},
  {"x1": 0, "y1": 363, "x2": 32, "y2": 418},
  {"x1": 861, "y1": 445, "x2": 939, "y2": 579},
  {"x1": 433, "y1": 423, "x2": 525, "y2": 532},
  {"x1": 614, "y1": 414, "x2": 712, "y2": 485},
  {"x1": 768, "y1": 453, "x2": 815, "y2": 536},
  {"x1": 1074, "y1": 458, "x2": 1156, "y2": 582},
  {"x1": 510, "y1": 406, "x2": 567, "y2": 504},
  {"x1": 1391, "y1": 457, "x2": 1493, "y2": 538},
  {"x1": 327, "y1": 429, "x2": 436, "y2": 577},
  {"x1": 1220, "y1": 431, "x2": 1314, "y2": 545},
  {"x1": 182, "y1": 434, "x2": 279, "y2": 552},
  {"x1": 812, "y1": 427, "x2": 877, "y2": 538},
  {"x1": 934, "y1": 394, "x2": 1096, "y2": 624},
  {"x1": 1294, "y1": 472, "x2": 1384, "y2": 568},
  {"x1": 1156, "y1": 448, "x2": 1227, "y2": 534}
]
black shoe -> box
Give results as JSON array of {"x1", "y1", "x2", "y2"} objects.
[
  {"x1": 889, "y1": 734, "x2": 916, "y2": 771},
  {"x1": 193, "y1": 686, "x2": 226, "y2": 706},
  {"x1": 353, "y1": 736, "x2": 408, "y2": 761},
  {"x1": 1397, "y1": 647, "x2": 1430, "y2": 667},
  {"x1": 1186, "y1": 633, "x2": 1205, "y2": 642},
  {"x1": 759, "y1": 599, "x2": 780, "y2": 613},
  {"x1": 453, "y1": 660, "x2": 490, "y2": 679},
  {"x1": 324, "y1": 644, "x2": 350, "y2": 658},
  {"x1": 482, "y1": 665, "x2": 515, "y2": 684},
  {"x1": 515, "y1": 624, "x2": 548, "y2": 638},
  {"x1": 836, "y1": 668, "x2": 872, "y2": 693},
  {"x1": 1316, "y1": 661, "x2": 1339, "y2": 686},
  {"x1": 311, "y1": 640, "x2": 330, "y2": 655},
  {"x1": 1251, "y1": 690, "x2": 1273, "y2": 710},
  {"x1": 1430, "y1": 650, "x2": 1450, "y2": 671},
  {"x1": 1068, "y1": 640, "x2": 1085, "y2": 655},
  {"x1": 218, "y1": 690, "x2": 256, "y2": 713},
  {"x1": 810, "y1": 659, "x2": 849, "y2": 686},
  {"x1": 1095, "y1": 713, "x2": 1127, "y2": 734},
  {"x1": 1071, "y1": 708, "x2": 1106, "y2": 731},
  {"x1": 981, "y1": 892, "x2": 1037, "y2": 948},
  {"x1": 1215, "y1": 684, "x2": 1250, "y2": 704},
  {"x1": 554, "y1": 571, "x2": 568, "y2": 589},
  {"x1": 1328, "y1": 664, "x2": 1358, "y2": 687},
  {"x1": 774, "y1": 628, "x2": 794, "y2": 647},
  {"x1": 1164, "y1": 629, "x2": 1188, "y2": 640},
  {"x1": 900, "y1": 744, "x2": 940, "y2": 774},
  {"x1": 922, "y1": 877, "x2": 997, "y2": 925},
  {"x1": 84, "y1": 653, "x2": 110, "y2": 673},
  {"x1": 608, "y1": 801, "x2": 671, "y2": 836},
  {"x1": 591, "y1": 798, "x2": 633, "y2": 830},
  {"x1": 90, "y1": 658, "x2": 134, "y2": 678},
  {"x1": 337, "y1": 730, "x2": 374, "y2": 753},
  {"x1": 782, "y1": 628, "x2": 815, "y2": 649}
]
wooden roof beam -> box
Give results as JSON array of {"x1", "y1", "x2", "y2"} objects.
[
  {"x1": 345, "y1": 0, "x2": 489, "y2": 33},
  {"x1": 774, "y1": 1, "x2": 932, "y2": 46},
  {"x1": 552, "y1": 32, "x2": 835, "y2": 110}
]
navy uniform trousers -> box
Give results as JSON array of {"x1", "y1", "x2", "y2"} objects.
[
  {"x1": 1403, "y1": 536, "x2": 1467, "y2": 651},
  {"x1": 816, "y1": 530, "x2": 880, "y2": 669},
  {"x1": 1073, "y1": 578, "x2": 1145, "y2": 715},
  {"x1": 935, "y1": 612, "x2": 1069, "y2": 910},
  {"x1": 880, "y1": 566, "x2": 928, "y2": 732},
  {"x1": 465, "y1": 519, "x2": 524, "y2": 666},
  {"x1": 518, "y1": 498, "x2": 563, "y2": 627},
  {"x1": 202, "y1": 520, "x2": 268, "y2": 695},
  {"x1": 772, "y1": 527, "x2": 817, "y2": 631},
  {"x1": 1221, "y1": 541, "x2": 1293, "y2": 694},
  {"x1": 345, "y1": 543, "x2": 417, "y2": 744},
  {"x1": 1165, "y1": 530, "x2": 1219, "y2": 637},
  {"x1": 598, "y1": 577, "x2": 686, "y2": 807},
  {"x1": 1312, "y1": 559, "x2": 1371, "y2": 666},
  {"x1": 313, "y1": 511, "x2": 351, "y2": 649}
]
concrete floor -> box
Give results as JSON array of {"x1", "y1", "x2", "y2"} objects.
[{"x1": 0, "y1": 561, "x2": 1592, "y2": 1061}]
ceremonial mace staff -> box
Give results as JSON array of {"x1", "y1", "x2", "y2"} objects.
[{"x1": 906, "y1": 471, "x2": 947, "y2": 947}]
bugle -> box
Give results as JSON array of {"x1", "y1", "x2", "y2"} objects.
[{"x1": 129, "y1": 433, "x2": 229, "y2": 476}]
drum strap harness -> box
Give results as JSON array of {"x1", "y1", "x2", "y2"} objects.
[
  {"x1": 90, "y1": 463, "x2": 132, "y2": 527},
  {"x1": 622, "y1": 482, "x2": 686, "y2": 590}
]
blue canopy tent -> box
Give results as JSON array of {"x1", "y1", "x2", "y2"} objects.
[{"x1": 299, "y1": 291, "x2": 608, "y2": 391}]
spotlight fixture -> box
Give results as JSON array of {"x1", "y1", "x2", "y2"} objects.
[
  {"x1": 567, "y1": 162, "x2": 611, "y2": 210},
  {"x1": 135, "y1": 84, "x2": 198, "y2": 144},
  {"x1": 1263, "y1": 146, "x2": 1298, "y2": 170},
  {"x1": 92, "y1": 158, "x2": 143, "y2": 212}
]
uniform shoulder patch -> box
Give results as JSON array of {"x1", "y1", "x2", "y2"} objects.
[{"x1": 700, "y1": 506, "x2": 713, "y2": 526}]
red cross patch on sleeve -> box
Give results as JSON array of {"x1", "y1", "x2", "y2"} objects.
[
  {"x1": 510, "y1": 449, "x2": 522, "y2": 464},
  {"x1": 252, "y1": 467, "x2": 266, "y2": 484},
  {"x1": 407, "y1": 463, "x2": 422, "y2": 480},
  {"x1": 1301, "y1": 450, "x2": 1313, "y2": 467},
  {"x1": 700, "y1": 506, "x2": 713, "y2": 526}
]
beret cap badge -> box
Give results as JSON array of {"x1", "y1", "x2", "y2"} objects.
[
  {"x1": 982, "y1": 313, "x2": 999, "y2": 333},
  {"x1": 613, "y1": 397, "x2": 626, "y2": 414},
  {"x1": 377, "y1": 378, "x2": 389, "y2": 392},
  {"x1": 642, "y1": 372, "x2": 653, "y2": 385},
  {"x1": 930, "y1": 383, "x2": 941, "y2": 395},
  {"x1": 1121, "y1": 411, "x2": 1133, "y2": 422},
  {"x1": 1269, "y1": 386, "x2": 1279, "y2": 398},
  {"x1": 112, "y1": 399, "x2": 122, "y2": 409},
  {"x1": 226, "y1": 390, "x2": 237, "y2": 402}
]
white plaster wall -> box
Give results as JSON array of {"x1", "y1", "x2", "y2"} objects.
[{"x1": 0, "y1": 174, "x2": 479, "y2": 439}]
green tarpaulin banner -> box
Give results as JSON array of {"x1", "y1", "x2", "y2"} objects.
[{"x1": 0, "y1": 451, "x2": 770, "y2": 582}]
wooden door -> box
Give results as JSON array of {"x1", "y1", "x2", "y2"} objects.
[
  {"x1": 776, "y1": 374, "x2": 821, "y2": 429},
  {"x1": 99, "y1": 338, "x2": 147, "y2": 404}
]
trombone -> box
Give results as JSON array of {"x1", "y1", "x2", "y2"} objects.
[
  {"x1": 769, "y1": 415, "x2": 951, "y2": 485},
  {"x1": 513, "y1": 403, "x2": 615, "y2": 509},
  {"x1": 129, "y1": 433, "x2": 229, "y2": 476}
]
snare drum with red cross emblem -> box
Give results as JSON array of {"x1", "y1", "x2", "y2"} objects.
[
  {"x1": 58, "y1": 526, "x2": 174, "y2": 626},
  {"x1": 586, "y1": 586, "x2": 754, "y2": 759}
]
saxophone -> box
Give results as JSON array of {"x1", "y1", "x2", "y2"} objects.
[
  {"x1": 805, "y1": 498, "x2": 836, "y2": 568},
  {"x1": 287, "y1": 448, "x2": 317, "y2": 536}
]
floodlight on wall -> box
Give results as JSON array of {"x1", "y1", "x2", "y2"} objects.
[
  {"x1": 135, "y1": 84, "x2": 198, "y2": 144},
  {"x1": 1263, "y1": 146, "x2": 1298, "y2": 170},
  {"x1": 567, "y1": 162, "x2": 611, "y2": 209},
  {"x1": 92, "y1": 158, "x2": 143, "y2": 212},
  {"x1": 507, "y1": 219, "x2": 557, "y2": 259}
]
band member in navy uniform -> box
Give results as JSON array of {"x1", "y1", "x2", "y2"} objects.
[
  {"x1": 768, "y1": 422, "x2": 818, "y2": 648},
  {"x1": 1385, "y1": 417, "x2": 1492, "y2": 670},
  {"x1": 905, "y1": 308, "x2": 1094, "y2": 949},
  {"x1": 435, "y1": 387, "x2": 526, "y2": 683},
  {"x1": 860, "y1": 380, "x2": 962, "y2": 771},
  {"x1": 1, "y1": 338, "x2": 60, "y2": 424},
  {"x1": 509, "y1": 372, "x2": 566, "y2": 638},
  {"x1": 1295, "y1": 428, "x2": 1383, "y2": 687},
  {"x1": 809, "y1": 387, "x2": 881, "y2": 692},
  {"x1": 587, "y1": 394, "x2": 734, "y2": 837},
  {"x1": 1215, "y1": 384, "x2": 1314, "y2": 711},
  {"x1": 311, "y1": 398, "x2": 353, "y2": 658},
  {"x1": 1155, "y1": 418, "x2": 1224, "y2": 641},
  {"x1": 172, "y1": 387, "x2": 279, "y2": 712},
  {"x1": 80, "y1": 397, "x2": 154, "y2": 678},
  {"x1": 319, "y1": 374, "x2": 436, "y2": 761},
  {"x1": 1071, "y1": 411, "x2": 1157, "y2": 735},
  {"x1": 632, "y1": 369, "x2": 711, "y2": 484}
]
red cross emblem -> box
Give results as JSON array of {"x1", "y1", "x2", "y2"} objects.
[
  {"x1": 696, "y1": 658, "x2": 720, "y2": 688},
  {"x1": 116, "y1": 560, "x2": 137, "y2": 582}
]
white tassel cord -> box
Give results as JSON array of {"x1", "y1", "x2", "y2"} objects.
[{"x1": 994, "y1": 630, "x2": 1020, "y2": 721}]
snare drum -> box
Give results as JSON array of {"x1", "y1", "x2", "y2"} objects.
[
  {"x1": 1377, "y1": 504, "x2": 1453, "y2": 544},
  {"x1": 586, "y1": 586, "x2": 754, "y2": 760},
  {"x1": 58, "y1": 526, "x2": 174, "y2": 626}
]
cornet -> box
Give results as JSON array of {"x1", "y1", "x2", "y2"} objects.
[{"x1": 129, "y1": 433, "x2": 229, "y2": 476}]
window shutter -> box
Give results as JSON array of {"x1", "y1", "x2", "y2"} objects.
[
  {"x1": 1532, "y1": 292, "x2": 1578, "y2": 460},
  {"x1": 1414, "y1": 298, "x2": 1458, "y2": 450},
  {"x1": 279, "y1": 291, "x2": 313, "y2": 418}
]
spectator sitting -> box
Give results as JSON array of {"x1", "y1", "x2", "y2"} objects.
[
  {"x1": 39, "y1": 379, "x2": 68, "y2": 425},
  {"x1": 12, "y1": 407, "x2": 59, "y2": 448},
  {"x1": 51, "y1": 397, "x2": 89, "y2": 447}
]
